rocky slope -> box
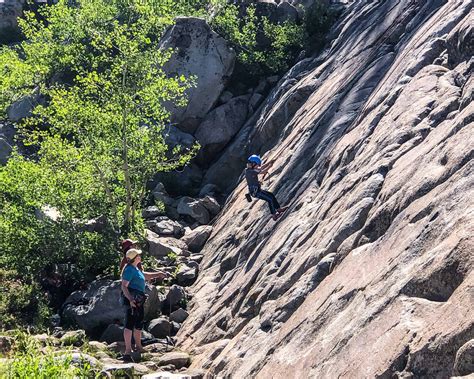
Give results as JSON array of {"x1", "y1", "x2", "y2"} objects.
[{"x1": 178, "y1": 1, "x2": 474, "y2": 377}]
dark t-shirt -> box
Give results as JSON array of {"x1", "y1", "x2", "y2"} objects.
[{"x1": 245, "y1": 168, "x2": 261, "y2": 189}]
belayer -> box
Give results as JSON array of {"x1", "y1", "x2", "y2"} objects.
[{"x1": 245, "y1": 154, "x2": 288, "y2": 221}]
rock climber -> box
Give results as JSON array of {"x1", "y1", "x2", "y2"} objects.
[{"x1": 245, "y1": 154, "x2": 288, "y2": 220}]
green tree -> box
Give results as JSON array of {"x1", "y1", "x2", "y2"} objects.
[{"x1": 0, "y1": 0, "x2": 198, "y2": 238}]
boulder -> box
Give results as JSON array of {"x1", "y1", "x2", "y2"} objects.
[
  {"x1": 148, "y1": 317, "x2": 172, "y2": 338},
  {"x1": 99, "y1": 324, "x2": 124, "y2": 344},
  {"x1": 146, "y1": 217, "x2": 185, "y2": 238},
  {"x1": 165, "y1": 285, "x2": 187, "y2": 311},
  {"x1": 155, "y1": 163, "x2": 204, "y2": 197},
  {"x1": 0, "y1": 1, "x2": 23, "y2": 36},
  {"x1": 170, "y1": 308, "x2": 189, "y2": 324},
  {"x1": 7, "y1": 93, "x2": 39, "y2": 122},
  {"x1": 62, "y1": 280, "x2": 160, "y2": 333},
  {"x1": 0, "y1": 138, "x2": 12, "y2": 165},
  {"x1": 159, "y1": 17, "x2": 235, "y2": 126},
  {"x1": 176, "y1": 264, "x2": 198, "y2": 286},
  {"x1": 171, "y1": 321, "x2": 181, "y2": 336},
  {"x1": 145, "y1": 229, "x2": 188, "y2": 257},
  {"x1": 198, "y1": 184, "x2": 219, "y2": 198},
  {"x1": 276, "y1": 1, "x2": 299, "y2": 23},
  {"x1": 157, "y1": 352, "x2": 191, "y2": 369},
  {"x1": 152, "y1": 183, "x2": 174, "y2": 206},
  {"x1": 194, "y1": 95, "x2": 250, "y2": 163},
  {"x1": 164, "y1": 125, "x2": 196, "y2": 150},
  {"x1": 255, "y1": 0, "x2": 278, "y2": 22},
  {"x1": 181, "y1": 226, "x2": 213, "y2": 253},
  {"x1": 83, "y1": 215, "x2": 108, "y2": 233},
  {"x1": 177, "y1": 197, "x2": 210, "y2": 225},
  {"x1": 143, "y1": 206, "x2": 166, "y2": 219},
  {"x1": 453, "y1": 339, "x2": 474, "y2": 376},
  {"x1": 199, "y1": 196, "x2": 221, "y2": 217}
]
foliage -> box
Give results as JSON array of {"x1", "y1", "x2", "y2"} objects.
[
  {"x1": 0, "y1": 0, "x2": 198, "y2": 236},
  {"x1": 211, "y1": 3, "x2": 305, "y2": 78},
  {"x1": 304, "y1": 0, "x2": 340, "y2": 52},
  {"x1": 0, "y1": 270, "x2": 51, "y2": 331},
  {"x1": 0, "y1": 331, "x2": 97, "y2": 378}
]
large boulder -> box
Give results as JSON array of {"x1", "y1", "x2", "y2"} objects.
[
  {"x1": 62, "y1": 280, "x2": 160, "y2": 333},
  {"x1": 0, "y1": 1, "x2": 24, "y2": 39},
  {"x1": 159, "y1": 17, "x2": 235, "y2": 127},
  {"x1": 181, "y1": 226, "x2": 213, "y2": 253},
  {"x1": 145, "y1": 229, "x2": 188, "y2": 257},
  {"x1": 194, "y1": 95, "x2": 250, "y2": 163},
  {"x1": 177, "y1": 197, "x2": 210, "y2": 225}
]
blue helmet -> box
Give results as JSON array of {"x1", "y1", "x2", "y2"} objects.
[{"x1": 248, "y1": 154, "x2": 262, "y2": 165}]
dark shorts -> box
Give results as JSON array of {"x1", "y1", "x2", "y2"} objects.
[
  {"x1": 124, "y1": 303, "x2": 144, "y2": 330},
  {"x1": 122, "y1": 289, "x2": 146, "y2": 330}
]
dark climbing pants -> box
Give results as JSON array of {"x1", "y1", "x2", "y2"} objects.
[{"x1": 254, "y1": 189, "x2": 280, "y2": 215}]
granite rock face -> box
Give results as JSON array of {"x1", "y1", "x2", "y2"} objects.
[{"x1": 179, "y1": 1, "x2": 474, "y2": 378}]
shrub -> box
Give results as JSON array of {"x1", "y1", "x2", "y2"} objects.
[
  {"x1": 0, "y1": 270, "x2": 51, "y2": 331},
  {"x1": 0, "y1": 331, "x2": 96, "y2": 378}
]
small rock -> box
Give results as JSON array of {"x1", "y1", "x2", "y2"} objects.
[
  {"x1": 188, "y1": 254, "x2": 204, "y2": 263},
  {"x1": 144, "y1": 342, "x2": 170, "y2": 354},
  {"x1": 107, "y1": 341, "x2": 126, "y2": 354},
  {"x1": 102, "y1": 362, "x2": 149, "y2": 377},
  {"x1": 143, "y1": 206, "x2": 165, "y2": 219},
  {"x1": 148, "y1": 317, "x2": 172, "y2": 338},
  {"x1": 157, "y1": 352, "x2": 191, "y2": 369},
  {"x1": 100, "y1": 324, "x2": 124, "y2": 344},
  {"x1": 60, "y1": 330, "x2": 86, "y2": 347},
  {"x1": 56, "y1": 352, "x2": 99, "y2": 369},
  {"x1": 170, "y1": 308, "x2": 189, "y2": 323},
  {"x1": 181, "y1": 226, "x2": 213, "y2": 253},
  {"x1": 171, "y1": 321, "x2": 181, "y2": 336}
]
